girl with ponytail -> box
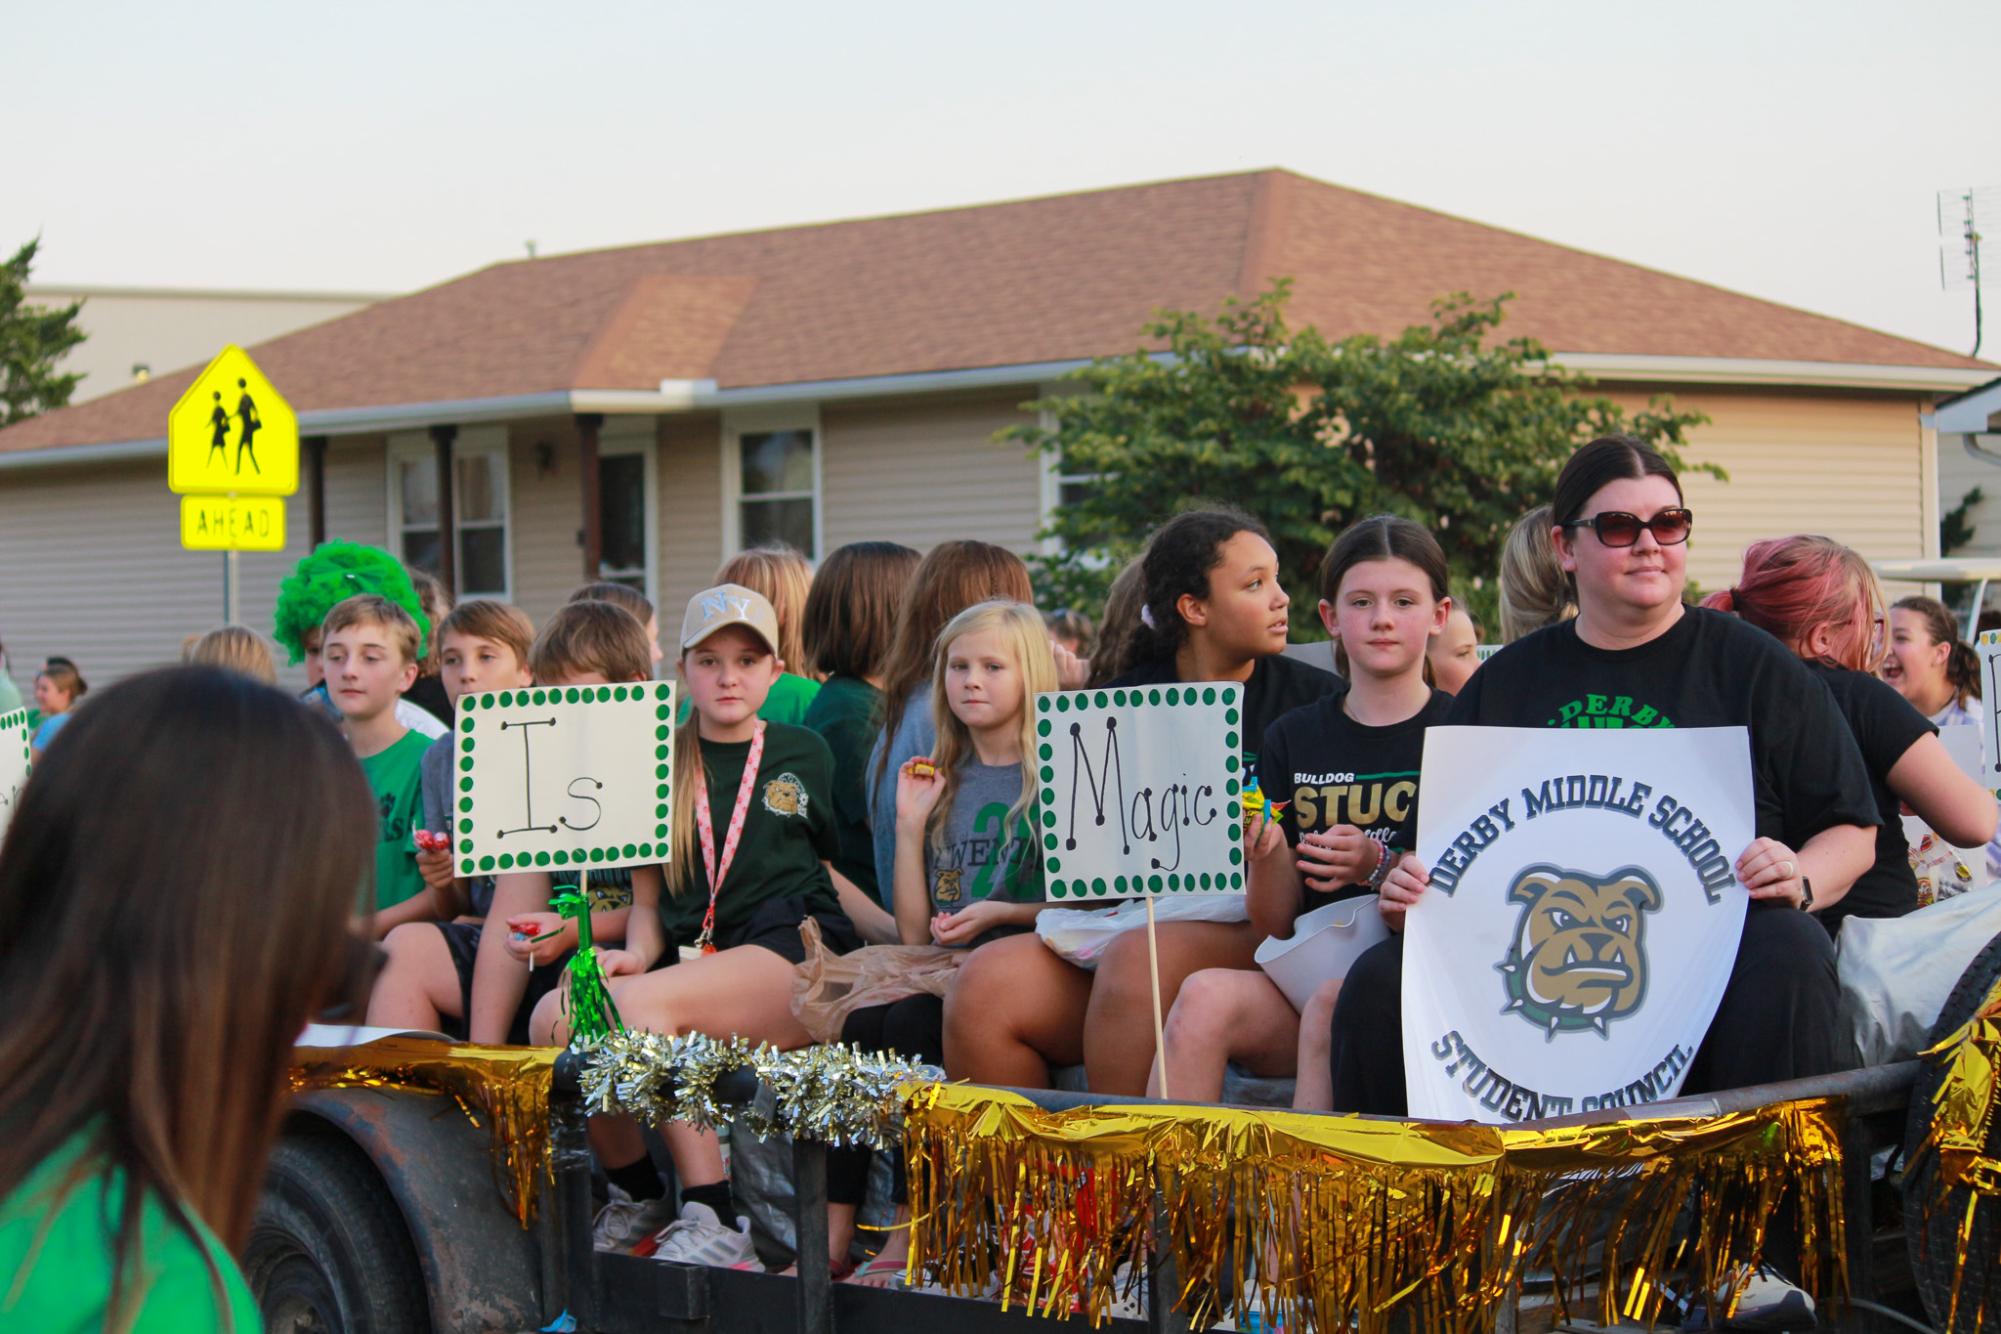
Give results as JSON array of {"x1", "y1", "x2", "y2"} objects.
[{"x1": 1883, "y1": 595, "x2": 1982, "y2": 725}]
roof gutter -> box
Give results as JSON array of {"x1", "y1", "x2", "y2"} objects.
[{"x1": 2, "y1": 352, "x2": 1989, "y2": 474}]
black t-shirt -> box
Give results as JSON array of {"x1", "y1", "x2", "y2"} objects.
[
  {"x1": 1260, "y1": 685, "x2": 1455, "y2": 902},
  {"x1": 658, "y1": 722, "x2": 842, "y2": 947},
  {"x1": 1107, "y1": 652, "x2": 1341, "y2": 794},
  {"x1": 1805, "y1": 662, "x2": 1933, "y2": 931},
  {"x1": 1448, "y1": 608, "x2": 1878, "y2": 862}
]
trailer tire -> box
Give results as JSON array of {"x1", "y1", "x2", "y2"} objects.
[
  {"x1": 247, "y1": 1126, "x2": 430, "y2": 1334},
  {"x1": 1901, "y1": 928, "x2": 2001, "y2": 1332}
]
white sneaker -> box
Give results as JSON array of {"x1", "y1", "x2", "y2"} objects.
[
  {"x1": 591, "y1": 1183, "x2": 675, "y2": 1253},
  {"x1": 643, "y1": 1199, "x2": 763, "y2": 1270},
  {"x1": 1678, "y1": 1264, "x2": 1817, "y2": 1331}
]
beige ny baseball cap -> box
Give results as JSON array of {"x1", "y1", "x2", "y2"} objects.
[{"x1": 680, "y1": 583, "x2": 781, "y2": 656}]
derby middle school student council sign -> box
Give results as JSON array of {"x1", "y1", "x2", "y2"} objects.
[
  {"x1": 456, "y1": 681, "x2": 678, "y2": 876},
  {"x1": 1403, "y1": 727, "x2": 1753, "y2": 1123},
  {"x1": 1034, "y1": 683, "x2": 1244, "y2": 899}
]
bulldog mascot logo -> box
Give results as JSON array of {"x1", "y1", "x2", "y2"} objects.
[{"x1": 1496, "y1": 863, "x2": 1662, "y2": 1039}]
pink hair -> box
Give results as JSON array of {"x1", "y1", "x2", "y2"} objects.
[{"x1": 1700, "y1": 535, "x2": 1884, "y2": 672}]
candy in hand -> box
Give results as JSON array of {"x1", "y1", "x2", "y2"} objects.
[
  {"x1": 901, "y1": 757, "x2": 938, "y2": 780},
  {"x1": 413, "y1": 830, "x2": 450, "y2": 853}
]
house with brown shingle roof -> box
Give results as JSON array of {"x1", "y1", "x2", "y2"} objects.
[{"x1": 0, "y1": 168, "x2": 1992, "y2": 684}]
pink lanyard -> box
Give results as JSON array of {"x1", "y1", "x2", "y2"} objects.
[{"x1": 693, "y1": 721, "x2": 766, "y2": 954}]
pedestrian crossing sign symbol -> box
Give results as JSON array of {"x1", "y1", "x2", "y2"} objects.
[{"x1": 167, "y1": 345, "x2": 298, "y2": 496}]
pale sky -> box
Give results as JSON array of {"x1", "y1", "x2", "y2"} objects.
[{"x1": 10, "y1": 0, "x2": 1998, "y2": 359}]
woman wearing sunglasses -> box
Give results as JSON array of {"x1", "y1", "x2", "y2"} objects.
[
  {"x1": 1332, "y1": 434, "x2": 1875, "y2": 1100},
  {"x1": 1325, "y1": 435, "x2": 1879, "y2": 1318}
]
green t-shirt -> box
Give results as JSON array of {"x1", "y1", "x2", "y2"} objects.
[
  {"x1": 0, "y1": 1132, "x2": 262, "y2": 1331},
  {"x1": 360, "y1": 728, "x2": 432, "y2": 911},
  {"x1": 800, "y1": 673, "x2": 881, "y2": 901},
  {"x1": 659, "y1": 722, "x2": 841, "y2": 947},
  {"x1": 676, "y1": 672, "x2": 822, "y2": 727}
]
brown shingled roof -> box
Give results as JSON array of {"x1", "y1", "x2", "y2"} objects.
[{"x1": 5, "y1": 168, "x2": 1990, "y2": 455}]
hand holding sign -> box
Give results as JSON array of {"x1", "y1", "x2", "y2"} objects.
[{"x1": 1402, "y1": 726, "x2": 1754, "y2": 1123}]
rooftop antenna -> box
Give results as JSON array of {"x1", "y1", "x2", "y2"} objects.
[{"x1": 1938, "y1": 186, "x2": 1995, "y2": 357}]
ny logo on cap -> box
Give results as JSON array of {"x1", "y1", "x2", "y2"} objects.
[{"x1": 701, "y1": 593, "x2": 754, "y2": 622}]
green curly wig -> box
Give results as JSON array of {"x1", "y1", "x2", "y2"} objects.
[{"x1": 272, "y1": 542, "x2": 431, "y2": 665}]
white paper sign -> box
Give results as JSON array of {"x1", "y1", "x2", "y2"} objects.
[
  {"x1": 456, "y1": 681, "x2": 676, "y2": 876},
  {"x1": 1403, "y1": 727, "x2": 1753, "y2": 1123},
  {"x1": 1978, "y1": 630, "x2": 2001, "y2": 786},
  {"x1": 0, "y1": 708, "x2": 29, "y2": 830},
  {"x1": 1033, "y1": 683, "x2": 1245, "y2": 900}
]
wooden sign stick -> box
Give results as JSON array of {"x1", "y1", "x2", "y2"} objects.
[{"x1": 1146, "y1": 894, "x2": 1170, "y2": 1100}]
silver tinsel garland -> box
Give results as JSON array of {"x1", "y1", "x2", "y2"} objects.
[{"x1": 578, "y1": 1030, "x2": 936, "y2": 1149}]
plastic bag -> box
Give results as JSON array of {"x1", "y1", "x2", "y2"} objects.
[
  {"x1": 1838, "y1": 886, "x2": 2001, "y2": 1066},
  {"x1": 1034, "y1": 893, "x2": 1248, "y2": 970},
  {"x1": 790, "y1": 917, "x2": 968, "y2": 1044}
]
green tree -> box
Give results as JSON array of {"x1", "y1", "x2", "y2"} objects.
[
  {"x1": 0, "y1": 238, "x2": 85, "y2": 427},
  {"x1": 1008, "y1": 281, "x2": 1716, "y2": 635},
  {"x1": 1942, "y1": 485, "x2": 1984, "y2": 557}
]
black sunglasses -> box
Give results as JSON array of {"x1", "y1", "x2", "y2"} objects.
[{"x1": 1560, "y1": 507, "x2": 1693, "y2": 548}]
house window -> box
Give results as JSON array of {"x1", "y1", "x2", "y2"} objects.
[
  {"x1": 737, "y1": 427, "x2": 817, "y2": 556},
  {"x1": 391, "y1": 440, "x2": 511, "y2": 599}
]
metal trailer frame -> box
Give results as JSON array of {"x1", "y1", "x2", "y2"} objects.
[{"x1": 537, "y1": 1056, "x2": 1926, "y2": 1334}]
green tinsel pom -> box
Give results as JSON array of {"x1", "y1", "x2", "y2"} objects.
[
  {"x1": 553, "y1": 889, "x2": 623, "y2": 1047},
  {"x1": 271, "y1": 541, "x2": 431, "y2": 665}
]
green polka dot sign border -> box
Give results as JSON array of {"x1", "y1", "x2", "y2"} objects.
[
  {"x1": 1033, "y1": 683, "x2": 1246, "y2": 900},
  {"x1": 456, "y1": 682, "x2": 677, "y2": 876},
  {"x1": 0, "y1": 708, "x2": 29, "y2": 827}
]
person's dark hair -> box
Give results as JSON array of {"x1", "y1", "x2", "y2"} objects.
[
  {"x1": 803, "y1": 541, "x2": 921, "y2": 682},
  {"x1": 1551, "y1": 435, "x2": 1683, "y2": 528},
  {"x1": 1895, "y1": 594, "x2": 1981, "y2": 704},
  {"x1": 1134, "y1": 508, "x2": 1272, "y2": 662},
  {"x1": 872, "y1": 541, "x2": 1034, "y2": 789},
  {"x1": 1318, "y1": 516, "x2": 1451, "y2": 678},
  {"x1": 1084, "y1": 556, "x2": 1147, "y2": 689},
  {"x1": 0, "y1": 667, "x2": 375, "y2": 1323}
]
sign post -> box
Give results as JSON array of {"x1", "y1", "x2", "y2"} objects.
[{"x1": 167, "y1": 345, "x2": 298, "y2": 619}]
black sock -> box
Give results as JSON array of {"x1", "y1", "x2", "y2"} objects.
[
  {"x1": 680, "y1": 1180, "x2": 734, "y2": 1220},
  {"x1": 606, "y1": 1158, "x2": 664, "y2": 1202}
]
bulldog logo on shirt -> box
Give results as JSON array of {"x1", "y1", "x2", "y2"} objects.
[
  {"x1": 934, "y1": 868, "x2": 964, "y2": 905},
  {"x1": 762, "y1": 772, "x2": 808, "y2": 819},
  {"x1": 1496, "y1": 863, "x2": 1662, "y2": 1039}
]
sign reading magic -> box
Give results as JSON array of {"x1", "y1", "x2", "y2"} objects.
[{"x1": 1402, "y1": 727, "x2": 1753, "y2": 1123}]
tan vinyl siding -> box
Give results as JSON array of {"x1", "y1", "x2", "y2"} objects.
[
  {"x1": 659, "y1": 414, "x2": 725, "y2": 632},
  {"x1": 821, "y1": 393, "x2": 1041, "y2": 555},
  {"x1": 1600, "y1": 386, "x2": 1931, "y2": 597},
  {"x1": 0, "y1": 458, "x2": 238, "y2": 687},
  {"x1": 506, "y1": 418, "x2": 584, "y2": 629}
]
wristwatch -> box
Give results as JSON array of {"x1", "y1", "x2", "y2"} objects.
[{"x1": 1798, "y1": 877, "x2": 1815, "y2": 912}]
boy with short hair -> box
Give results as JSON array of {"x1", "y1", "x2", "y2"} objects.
[
  {"x1": 367, "y1": 600, "x2": 664, "y2": 1045},
  {"x1": 322, "y1": 594, "x2": 435, "y2": 935},
  {"x1": 368, "y1": 599, "x2": 538, "y2": 1033}
]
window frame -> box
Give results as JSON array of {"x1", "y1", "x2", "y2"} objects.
[
  {"x1": 384, "y1": 427, "x2": 514, "y2": 600},
  {"x1": 721, "y1": 405, "x2": 823, "y2": 560}
]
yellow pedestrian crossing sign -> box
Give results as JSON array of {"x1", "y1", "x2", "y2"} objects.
[
  {"x1": 180, "y1": 495, "x2": 286, "y2": 551},
  {"x1": 167, "y1": 346, "x2": 298, "y2": 496}
]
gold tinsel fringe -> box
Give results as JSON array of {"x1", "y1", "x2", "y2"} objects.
[
  {"x1": 1914, "y1": 972, "x2": 2001, "y2": 1331},
  {"x1": 289, "y1": 1038, "x2": 557, "y2": 1225},
  {"x1": 903, "y1": 1085, "x2": 1849, "y2": 1332}
]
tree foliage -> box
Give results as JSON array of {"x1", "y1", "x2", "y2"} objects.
[
  {"x1": 0, "y1": 238, "x2": 85, "y2": 427},
  {"x1": 1008, "y1": 281, "x2": 1717, "y2": 634}
]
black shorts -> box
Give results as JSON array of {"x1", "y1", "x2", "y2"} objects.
[
  {"x1": 436, "y1": 920, "x2": 571, "y2": 1046},
  {"x1": 660, "y1": 896, "x2": 863, "y2": 967}
]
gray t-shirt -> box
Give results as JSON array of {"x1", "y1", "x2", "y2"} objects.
[
  {"x1": 924, "y1": 761, "x2": 1043, "y2": 942},
  {"x1": 866, "y1": 686, "x2": 936, "y2": 907},
  {"x1": 420, "y1": 736, "x2": 495, "y2": 917}
]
